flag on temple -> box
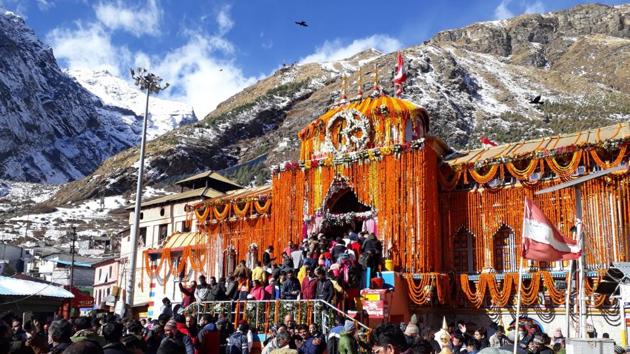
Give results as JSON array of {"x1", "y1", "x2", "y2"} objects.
[
  {"x1": 480, "y1": 136, "x2": 498, "y2": 148},
  {"x1": 393, "y1": 51, "x2": 407, "y2": 96},
  {"x1": 521, "y1": 197, "x2": 581, "y2": 261}
]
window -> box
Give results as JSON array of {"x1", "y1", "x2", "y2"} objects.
[
  {"x1": 109, "y1": 265, "x2": 112, "y2": 278},
  {"x1": 493, "y1": 226, "x2": 516, "y2": 272},
  {"x1": 453, "y1": 229, "x2": 476, "y2": 273},
  {"x1": 160, "y1": 208, "x2": 165, "y2": 216},
  {"x1": 158, "y1": 224, "x2": 169, "y2": 244},
  {"x1": 98, "y1": 268, "x2": 102, "y2": 280},
  {"x1": 139, "y1": 227, "x2": 147, "y2": 246},
  {"x1": 181, "y1": 221, "x2": 191, "y2": 233}
]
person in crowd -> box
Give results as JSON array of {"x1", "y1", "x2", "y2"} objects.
[
  {"x1": 473, "y1": 327, "x2": 489, "y2": 350},
  {"x1": 315, "y1": 267, "x2": 334, "y2": 303},
  {"x1": 489, "y1": 325, "x2": 509, "y2": 348},
  {"x1": 250, "y1": 280, "x2": 267, "y2": 300},
  {"x1": 121, "y1": 334, "x2": 145, "y2": 354},
  {"x1": 450, "y1": 334, "x2": 465, "y2": 353},
  {"x1": 194, "y1": 275, "x2": 210, "y2": 303},
  {"x1": 70, "y1": 317, "x2": 105, "y2": 347},
  {"x1": 102, "y1": 322, "x2": 126, "y2": 354},
  {"x1": 252, "y1": 263, "x2": 267, "y2": 284},
  {"x1": 48, "y1": 319, "x2": 73, "y2": 354},
  {"x1": 159, "y1": 298, "x2": 173, "y2": 318},
  {"x1": 263, "y1": 246, "x2": 276, "y2": 270},
  {"x1": 281, "y1": 270, "x2": 301, "y2": 300},
  {"x1": 226, "y1": 276, "x2": 238, "y2": 300},
  {"x1": 197, "y1": 315, "x2": 219, "y2": 354},
  {"x1": 62, "y1": 340, "x2": 104, "y2": 354},
  {"x1": 226, "y1": 322, "x2": 252, "y2": 354},
  {"x1": 338, "y1": 320, "x2": 358, "y2": 354},
  {"x1": 290, "y1": 247, "x2": 304, "y2": 271},
  {"x1": 173, "y1": 315, "x2": 196, "y2": 354},
  {"x1": 265, "y1": 278, "x2": 281, "y2": 299},
  {"x1": 284, "y1": 242, "x2": 297, "y2": 258},
  {"x1": 159, "y1": 320, "x2": 186, "y2": 354},
  {"x1": 178, "y1": 277, "x2": 197, "y2": 308},
  {"x1": 370, "y1": 323, "x2": 408, "y2": 354},
  {"x1": 270, "y1": 331, "x2": 295, "y2": 354},
  {"x1": 301, "y1": 267, "x2": 318, "y2": 300},
  {"x1": 234, "y1": 260, "x2": 252, "y2": 281}
]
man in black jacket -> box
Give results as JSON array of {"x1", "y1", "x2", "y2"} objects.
[
  {"x1": 315, "y1": 267, "x2": 334, "y2": 303},
  {"x1": 102, "y1": 322, "x2": 126, "y2": 354},
  {"x1": 281, "y1": 269, "x2": 301, "y2": 299}
]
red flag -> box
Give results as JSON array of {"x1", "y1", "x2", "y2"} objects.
[
  {"x1": 480, "y1": 136, "x2": 498, "y2": 148},
  {"x1": 522, "y1": 198, "x2": 581, "y2": 261},
  {"x1": 393, "y1": 51, "x2": 406, "y2": 96}
]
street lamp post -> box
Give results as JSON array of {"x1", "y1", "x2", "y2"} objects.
[{"x1": 126, "y1": 68, "x2": 169, "y2": 309}]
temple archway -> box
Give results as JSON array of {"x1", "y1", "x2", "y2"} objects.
[{"x1": 317, "y1": 176, "x2": 375, "y2": 238}]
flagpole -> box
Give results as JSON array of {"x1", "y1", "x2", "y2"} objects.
[
  {"x1": 575, "y1": 187, "x2": 586, "y2": 338},
  {"x1": 565, "y1": 259, "x2": 573, "y2": 339},
  {"x1": 513, "y1": 257, "x2": 524, "y2": 354}
]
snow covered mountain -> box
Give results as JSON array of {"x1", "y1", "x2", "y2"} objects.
[
  {"x1": 51, "y1": 3, "x2": 629, "y2": 204},
  {"x1": 68, "y1": 69, "x2": 196, "y2": 141},
  {"x1": 0, "y1": 11, "x2": 195, "y2": 184}
]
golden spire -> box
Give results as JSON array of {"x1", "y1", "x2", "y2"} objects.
[{"x1": 340, "y1": 73, "x2": 348, "y2": 101}]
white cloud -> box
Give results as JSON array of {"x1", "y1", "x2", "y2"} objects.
[
  {"x1": 36, "y1": 0, "x2": 54, "y2": 11},
  {"x1": 299, "y1": 34, "x2": 402, "y2": 64},
  {"x1": 94, "y1": 0, "x2": 161, "y2": 37},
  {"x1": 216, "y1": 5, "x2": 233, "y2": 35},
  {"x1": 47, "y1": 22, "x2": 129, "y2": 76},
  {"x1": 47, "y1": 3, "x2": 255, "y2": 117},
  {"x1": 494, "y1": 0, "x2": 514, "y2": 20},
  {"x1": 151, "y1": 34, "x2": 258, "y2": 116},
  {"x1": 524, "y1": 1, "x2": 545, "y2": 14}
]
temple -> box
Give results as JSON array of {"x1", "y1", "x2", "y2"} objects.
[{"x1": 120, "y1": 89, "x2": 629, "y2": 337}]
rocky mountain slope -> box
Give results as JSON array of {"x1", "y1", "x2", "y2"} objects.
[
  {"x1": 47, "y1": 3, "x2": 629, "y2": 205},
  {"x1": 0, "y1": 11, "x2": 195, "y2": 184}
]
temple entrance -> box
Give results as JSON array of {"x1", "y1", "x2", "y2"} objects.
[{"x1": 318, "y1": 176, "x2": 375, "y2": 239}]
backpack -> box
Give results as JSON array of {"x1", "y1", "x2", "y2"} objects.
[
  {"x1": 226, "y1": 331, "x2": 247, "y2": 354},
  {"x1": 358, "y1": 253, "x2": 371, "y2": 269}
]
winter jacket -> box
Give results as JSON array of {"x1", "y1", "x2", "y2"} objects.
[
  {"x1": 299, "y1": 337, "x2": 325, "y2": 354},
  {"x1": 338, "y1": 332, "x2": 358, "y2": 354},
  {"x1": 198, "y1": 323, "x2": 220, "y2": 354},
  {"x1": 281, "y1": 278, "x2": 301, "y2": 299},
  {"x1": 176, "y1": 323, "x2": 198, "y2": 354},
  {"x1": 179, "y1": 282, "x2": 196, "y2": 307},
  {"x1": 315, "y1": 278, "x2": 334, "y2": 303},
  {"x1": 195, "y1": 284, "x2": 210, "y2": 302},
  {"x1": 301, "y1": 276, "x2": 318, "y2": 300},
  {"x1": 70, "y1": 329, "x2": 106, "y2": 346},
  {"x1": 226, "y1": 281, "x2": 238, "y2": 300},
  {"x1": 103, "y1": 342, "x2": 128, "y2": 354}
]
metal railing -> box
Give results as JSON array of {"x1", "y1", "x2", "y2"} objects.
[{"x1": 194, "y1": 299, "x2": 369, "y2": 336}]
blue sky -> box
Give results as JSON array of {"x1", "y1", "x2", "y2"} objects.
[{"x1": 0, "y1": 0, "x2": 624, "y2": 116}]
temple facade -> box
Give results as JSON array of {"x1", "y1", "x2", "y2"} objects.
[{"x1": 123, "y1": 93, "x2": 629, "y2": 340}]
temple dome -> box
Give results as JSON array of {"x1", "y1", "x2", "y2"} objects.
[{"x1": 297, "y1": 95, "x2": 429, "y2": 161}]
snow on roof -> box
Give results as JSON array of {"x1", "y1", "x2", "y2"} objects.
[{"x1": 0, "y1": 275, "x2": 74, "y2": 298}]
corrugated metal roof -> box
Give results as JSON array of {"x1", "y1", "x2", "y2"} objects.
[
  {"x1": 0, "y1": 275, "x2": 74, "y2": 299},
  {"x1": 175, "y1": 171, "x2": 242, "y2": 188},
  {"x1": 446, "y1": 122, "x2": 629, "y2": 167},
  {"x1": 44, "y1": 254, "x2": 106, "y2": 267},
  {"x1": 131, "y1": 187, "x2": 226, "y2": 209}
]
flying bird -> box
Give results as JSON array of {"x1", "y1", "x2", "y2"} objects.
[
  {"x1": 529, "y1": 95, "x2": 543, "y2": 105},
  {"x1": 295, "y1": 21, "x2": 308, "y2": 27}
]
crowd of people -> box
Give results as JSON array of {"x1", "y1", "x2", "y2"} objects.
[
  {"x1": 2, "y1": 310, "x2": 627, "y2": 354},
  {"x1": 1, "y1": 231, "x2": 627, "y2": 354},
  {"x1": 169, "y1": 231, "x2": 383, "y2": 312}
]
